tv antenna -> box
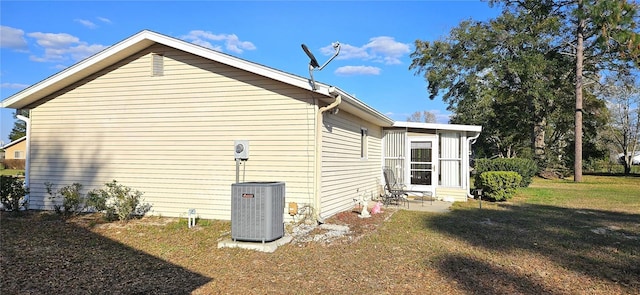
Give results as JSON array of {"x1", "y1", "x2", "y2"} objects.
[{"x1": 301, "y1": 42, "x2": 340, "y2": 90}]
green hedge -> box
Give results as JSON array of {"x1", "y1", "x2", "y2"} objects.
[
  {"x1": 474, "y1": 158, "x2": 537, "y2": 187},
  {"x1": 0, "y1": 175, "x2": 29, "y2": 212},
  {"x1": 478, "y1": 171, "x2": 522, "y2": 201}
]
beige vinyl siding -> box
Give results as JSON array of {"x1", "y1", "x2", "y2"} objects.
[
  {"x1": 320, "y1": 111, "x2": 383, "y2": 218},
  {"x1": 27, "y1": 44, "x2": 317, "y2": 220}
]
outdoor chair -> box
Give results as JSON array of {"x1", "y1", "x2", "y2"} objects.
[{"x1": 382, "y1": 167, "x2": 434, "y2": 207}]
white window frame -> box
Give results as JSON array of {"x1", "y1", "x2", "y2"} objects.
[{"x1": 439, "y1": 132, "x2": 463, "y2": 188}]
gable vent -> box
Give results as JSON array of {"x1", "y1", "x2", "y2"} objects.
[{"x1": 151, "y1": 53, "x2": 163, "y2": 76}]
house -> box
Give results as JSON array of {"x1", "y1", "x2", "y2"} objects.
[
  {"x1": 384, "y1": 122, "x2": 481, "y2": 202},
  {"x1": 1, "y1": 30, "x2": 481, "y2": 221},
  {"x1": 617, "y1": 152, "x2": 640, "y2": 165},
  {"x1": 1, "y1": 136, "x2": 27, "y2": 169},
  {"x1": 2, "y1": 136, "x2": 27, "y2": 160}
]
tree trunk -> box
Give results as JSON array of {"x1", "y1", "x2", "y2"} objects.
[
  {"x1": 534, "y1": 117, "x2": 547, "y2": 165},
  {"x1": 624, "y1": 161, "x2": 631, "y2": 174},
  {"x1": 623, "y1": 133, "x2": 631, "y2": 175},
  {"x1": 574, "y1": 0, "x2": 585, "y2": 182}
]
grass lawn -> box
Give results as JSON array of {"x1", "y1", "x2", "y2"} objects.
[
  {"x1": 0, "y1": 169, "x2": 24, "y2": 176},
  {"x1": 1, "y1": 175, "x2": 638, "y2": 294}
]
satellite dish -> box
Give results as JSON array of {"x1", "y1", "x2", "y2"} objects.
[
  {"x1": 301, "y1": 44, "x2": 320, "y2": 68},
  {"x1": 300, "y1": 42, "x2": 341, "y2": 90}
]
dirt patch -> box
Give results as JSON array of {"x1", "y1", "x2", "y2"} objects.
[
  {"x1": 539, "y1": 169, "x2": 565, "y2": 179},
  {"x1": 289, "y1": 207, "x2": 396, "y2": 245},
  {"x1": 591, "y1": 225, "x2": 639, "y2": 240}
]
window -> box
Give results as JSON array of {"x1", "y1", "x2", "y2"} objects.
[
  {"x1": 151, "y1": 53, "x2": 163, "y2": 76},
  {"x1": 383, "y1": 130, "x2": 406, "y2": 184},
  {"x1": 439, "y1": 133, "x2": 462, "y2": 187},
  {"x1": 360, "y1": 128, "x2": 368, "y2": 159},
  {"x1": 14, "y1": 151, "x2": 24, "y2": 159}
]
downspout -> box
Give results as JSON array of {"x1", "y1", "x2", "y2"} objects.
[
  {"x1": 466, "y1": 132, "x2": 480, "y2": 199},
  {"x1": 16, "y1": 114, "x2": 30, "y2": 206},
  {"x1": 314, "y1": 86, "x2": 341, "y2": 223}
]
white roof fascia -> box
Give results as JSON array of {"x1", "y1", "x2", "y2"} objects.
[
  {"x1": 2, "y1": 30, "x2": 311, "y2": 108},
  {"x1": 1, "y1": 32, "x2": 156, "y2": 109},
  {"x1": 313, "y1": 84, "x2": 394, "y2": 126},
  {"x1": 393, "y1": 121, "x2": 482, "y2": 133},
  {"x1": 1, "y1": 136, "x2": 26, "y2": 150},
  {"x1": 1, "y1": 30, "x2": 394, "y2": 126},
  {"x1": 152, "y1": 31, "x2": 315, "y2": 91}
]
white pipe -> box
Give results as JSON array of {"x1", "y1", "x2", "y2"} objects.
[
  {"x1": 16, "y1": 114, "x2": 30, "y2": 205},
  {"x1": 314, "y1": 87, "x2": 341, "y2": 223},
  {"x1": 466, "y1": 132, "x2": 481, "y2": 199}
]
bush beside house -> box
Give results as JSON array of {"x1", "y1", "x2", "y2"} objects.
[
  {"x1": 0, "y1": 175, "x2": 29, "y2": 212},
  {"x1": 45, "y1": 180, "x2": 150, "y2": 221},
  {"x1": 477, "y1": 171, "x2": 522, "y2": 201},
  {"x1": 474, "y1": 158, "x2": 537, "y2": 187}
]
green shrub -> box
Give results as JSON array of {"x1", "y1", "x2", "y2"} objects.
[
  {"x1": 474, "y1": 158, "x2": 537, "y2": 187},
  {"x1": 87, "y1": 180, "x2": 151, "y2": 222},
  {"x1": 45, "y1": 182, "x2": 86, "y2": 216},
  {"x1": 0, "y1": 175, "x2": 29, "y2": 212},
  {"x1": 478, "y1": 171, "x2": 522, "y2": 201}
]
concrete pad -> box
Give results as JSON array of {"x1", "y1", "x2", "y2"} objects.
[
  {"x1": 382, "y1": 199, "x2": 453, "y2": 213},
  {"x1": 405, "y1": 200, "x2": 453, "y2": 213},
  {"x1": 217, "y1": 235, "x2": 293, "y2": 253}
]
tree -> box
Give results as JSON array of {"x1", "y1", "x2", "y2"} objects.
[
  {"x1": 598, "y1": 73, "x2": 640, "y2": 174},
  {"x1": 411, "y1": 0, "x2": 639, "y2": 180},
  {"x1": 489, "y1": 0, "x2": 640, "y2": 182},
  {"x1": 407, "y1": 110, "x2": 437, "y2": 123},
  {"x1": 409, "y1": 7, "x2": 580, "y2": 166},
  {"x1": 8, "y1": 110, "x2": 28, "y2": 142}
]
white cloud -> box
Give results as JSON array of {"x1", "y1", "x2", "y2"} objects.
[
  {"x1": 334, "y1": 65, "x2": 381, "y2": 76},
  {"x1": 182, "y1": 30, "x2": 256, "y2": 54},
  {"x1": 28, "y1": 32, "x2": 79, "y2": 48},
  {"x1": 97, "y1": 17, "x2": 112, "y2": 24},
  {"x1": 1, "y1": 82, "x2": 30, "y2": 89},
  {"x1": 224, "y1": 34, "x2": 256, "y2": 54},
  {"x1": 27, "y1": 32, "x2": 107, "y2": 63},
  {"x1": 75, "y1": 17, "x2": 112, "y2": 29},
  {"x1": 365, "y1": 36, "x2": 411, "y2": 65},
  {"x1": 0, "y1": 26, "x2": 28, "y2": 50},
  {"x1": 320, "y1": 36, "x2": 410, "y2": 65},
  {"x1": 324, "y1": 43, "x2": 369, "y2": 60},
  {"x1": 75, "y1": 19, "x2": 97, "y2": 29},
  {"x1": 189, "y1": 39, "x2": 222, "y2": 52}
]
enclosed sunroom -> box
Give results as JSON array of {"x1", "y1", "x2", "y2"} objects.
[{"x1": 383, "y1": 122, "x2": 482, "y2": 202}]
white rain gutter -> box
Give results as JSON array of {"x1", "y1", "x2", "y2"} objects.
[
  {"x1": 16, "y1": 114, "x2": 30, "y2": 205},
  {"x1": 314, "y1": 86, "x2": 341, "y2": 223},
  {"x1": 466, "y1": 132, "x2": 481, "y2": 199}
]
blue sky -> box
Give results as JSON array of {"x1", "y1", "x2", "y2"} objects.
[{"x1": 0, "y1": 0, "x2": 501, "y2": 144}]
